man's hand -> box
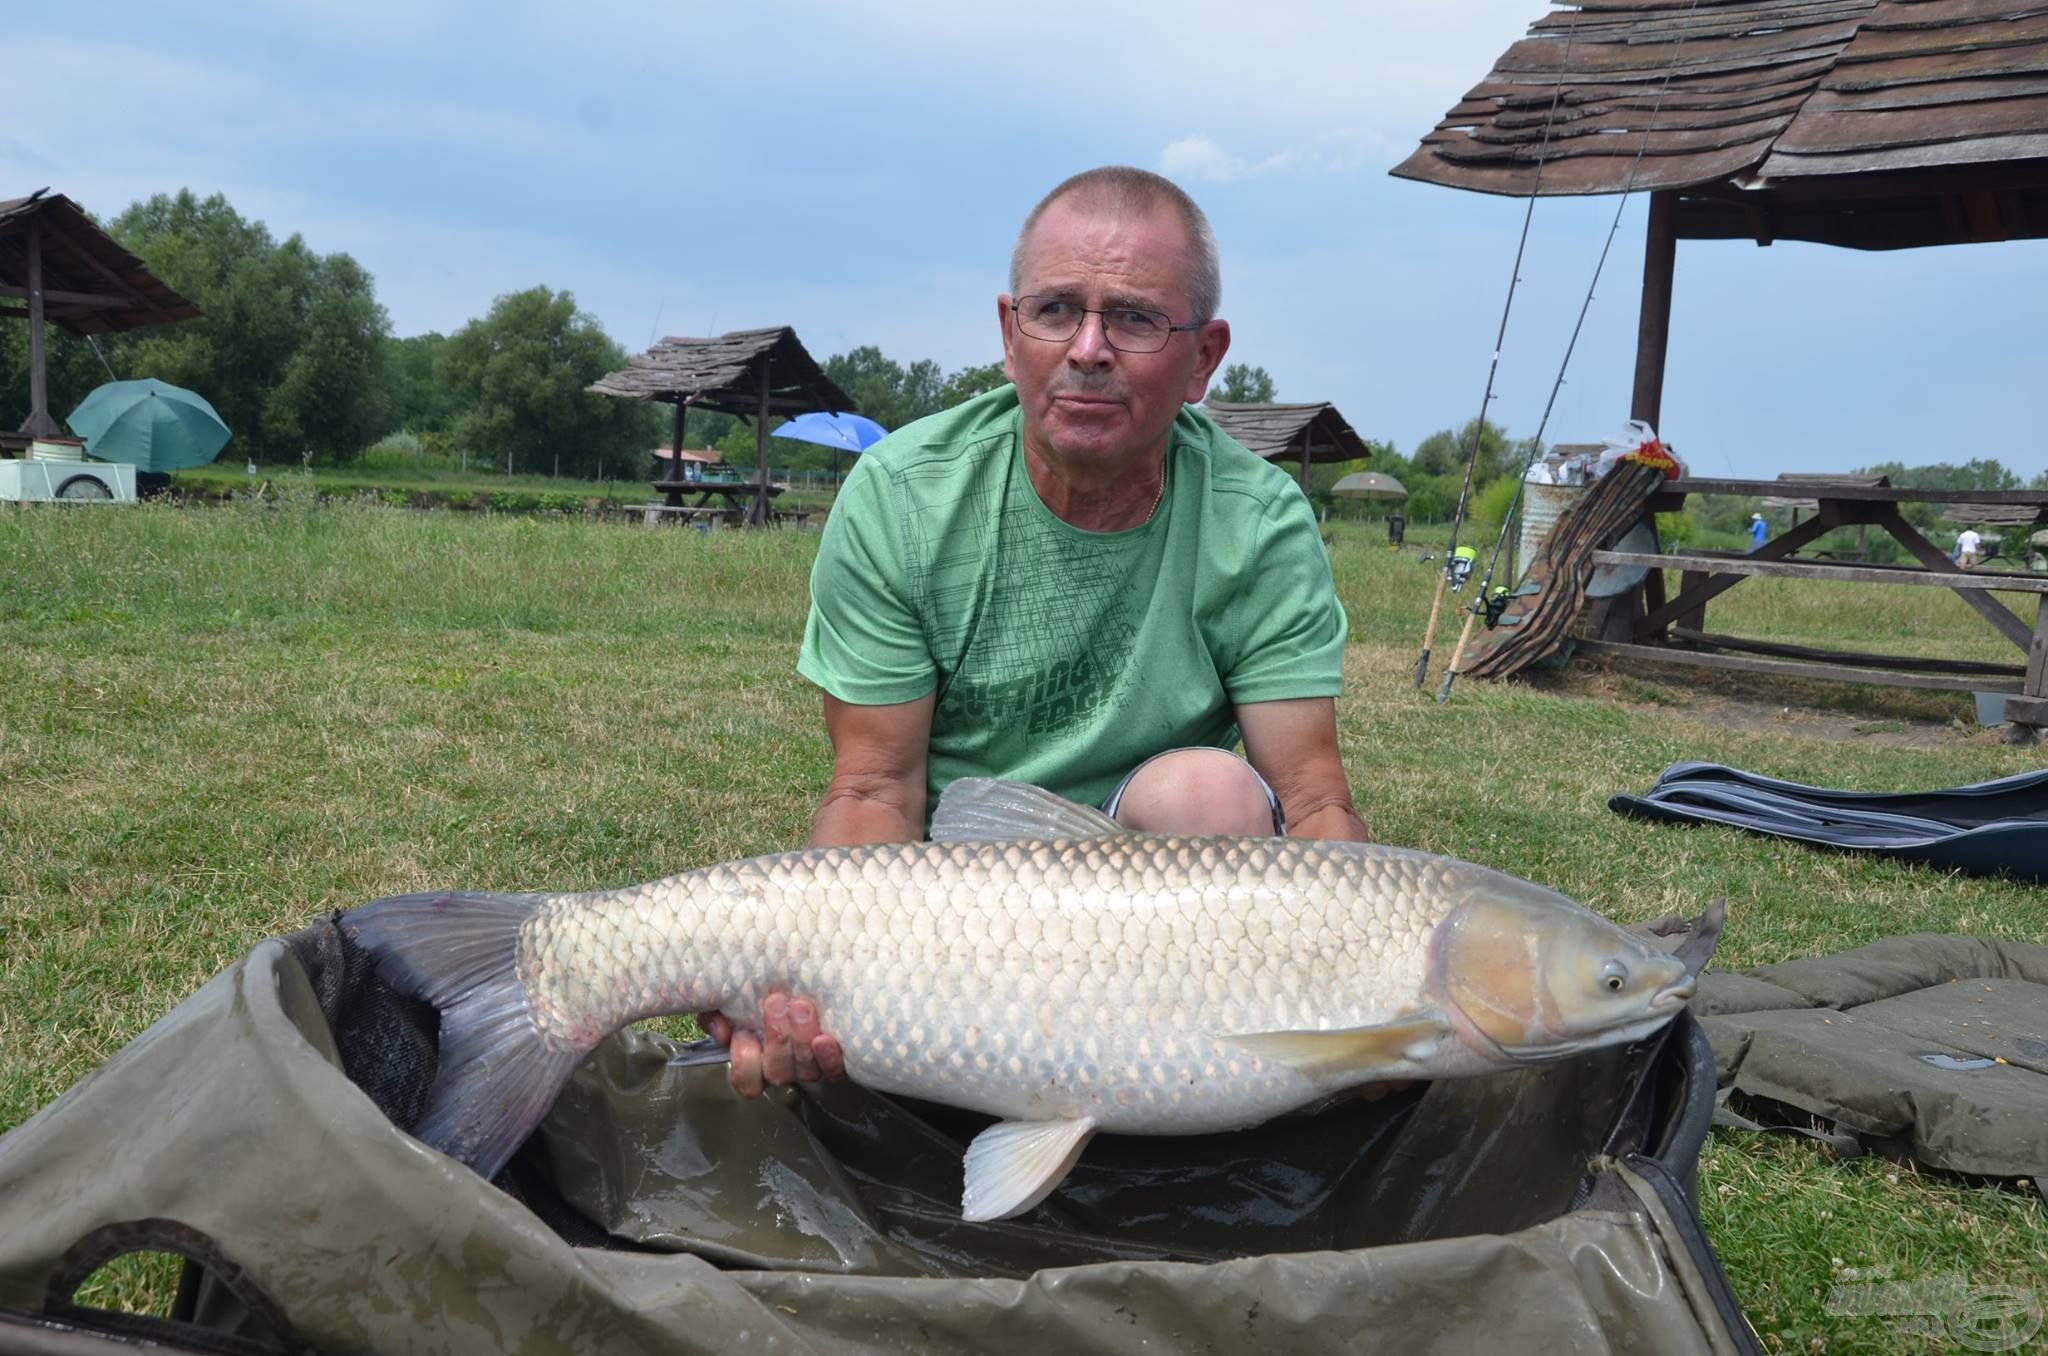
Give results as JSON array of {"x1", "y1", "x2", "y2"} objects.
[{"x1": 699, "y1": 990, "x2": 845, "y2": 1097}]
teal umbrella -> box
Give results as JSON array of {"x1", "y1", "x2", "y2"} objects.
[{"x1": 66, "y1": 378, "x2": 233, "y2": 472}]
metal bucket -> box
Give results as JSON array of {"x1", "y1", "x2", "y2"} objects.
[
  {"x1": 1518, "y1": 481, "x2": 1587, "y2": 567},
  {"x1": 29, "y1": 438, "x2": 84, "y2": 462}
]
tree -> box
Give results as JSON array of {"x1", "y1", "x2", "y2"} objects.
[
  {"x1": 1409, "y1": 418, "x2": 1524, "y2": 483},
  {"x1": 109, "y1": 191, "x2": 392, "y2": 464},
  {"x1": 439, "y1": 286, "x2": 658, "y2": 478},
  {"x1": 383, "y1": 333, "x2": 465, "y2": 434},
  {"x1": 1210, "y1": 362, "x2": 1276, "y2": 404},
  {"x1": 937, "y1": 360, "x2": 1008, "y2": 409}
]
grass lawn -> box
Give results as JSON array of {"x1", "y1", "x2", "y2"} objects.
[{"x1": 2, "y1": 498, "x2": 2043, "y2": 1351}]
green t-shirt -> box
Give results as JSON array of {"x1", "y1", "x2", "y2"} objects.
[{"x1": 797, "y1": 386, "x2": 1347, "y2": 815}]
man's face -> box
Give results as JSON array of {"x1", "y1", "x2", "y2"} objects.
[{"x1": 999, "y1": 197, "x2": 1229, "y2": 473}]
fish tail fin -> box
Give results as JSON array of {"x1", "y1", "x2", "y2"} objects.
[{"x1": 341, "y1": 890, "x2": 583, "y2": 1180}]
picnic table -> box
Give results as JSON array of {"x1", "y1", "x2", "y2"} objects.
[
  {"x1": 643, "y1": 477, "x2": 787, "y2": 527},
  {"x1": 1577, "y1": 477, "x2": 2048, "y2": 737}
]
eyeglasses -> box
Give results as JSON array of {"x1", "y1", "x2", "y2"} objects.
[{"x1": 1010, "y1": 295, "x2": 1204, "y2": 354}]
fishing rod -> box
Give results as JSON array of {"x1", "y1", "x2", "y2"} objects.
[
  {"x1": 1436, "y1": 0, "x2": 1707, "y2": 705},
  {"x1": 1412, "y1": 16, "x2": 1579, "y2": 690}
]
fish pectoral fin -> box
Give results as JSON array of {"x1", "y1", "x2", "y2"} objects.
[
  {"x1": 931, "y1": 779, "x2": 1125, "y2": 844},
  {"x1": 960, "y1": 1116, "x2": 1099, "y2": 1222},
  {"x1": 1221, "y1": 1011, "x2": 1453, "y2": 1077}
]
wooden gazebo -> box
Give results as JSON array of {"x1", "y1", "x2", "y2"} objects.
[
  {"x1": 1204, "y1": 400, "x2": 1375, "y2": 491},
  {"x1": 1395, "y1": 1, "x2": 2048, "y2": 735},
  {"x1": 0, "y1": 190, "x2": 201, "y2": 450},
  {"x1": 589, "y1": 327, "x2": 857, "y2": 526}
]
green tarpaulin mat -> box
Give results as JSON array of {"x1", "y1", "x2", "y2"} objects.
[{"x1": 1696, "y1": 932, "x2": 2048, "y2": 1194}]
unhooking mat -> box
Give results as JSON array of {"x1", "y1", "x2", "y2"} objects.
[
  {"x1": 1610, "y1": 762, "x2": 2048, "y2": 884},
  {"x1": 1696, "y1": 933, "x2": 2048, "y2": 1196},
  {"x1": 0, "y1": 910, "x2": 1760, "y2": 1356}
]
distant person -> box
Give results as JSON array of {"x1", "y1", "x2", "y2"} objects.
[
  {"x1": 704, "y1": 165, "x2": 1370, "y2": 1094},
  {"x1": 1387, "y1": 511, "x2": 1405, "y2": 546},
  {"x1": 1747, "y1": 513, "x2": 1768, "y2": 553},
  {"x1": 1956, "y1": 526, "x2": 1983, "y2": 570}
]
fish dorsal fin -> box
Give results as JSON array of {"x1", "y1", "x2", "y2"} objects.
[
  {"x1": 1220, "y1": 1011, "x2": 1452, "y2": 1078},
  {"x1": 961, "y1": 1116, "x2": 1099, "y2": 1222},
  {"x1": 931, "y1": 778, "x2": 1124, "y2": 843}
]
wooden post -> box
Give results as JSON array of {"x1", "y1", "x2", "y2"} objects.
[
  {"x1": 664, "y1": 400, "x2": 688, "y2": 508},
  {"x1": 753, "y1": 362, "x2": 771, "y2": 526},
  {"x1": 1630, "y1": 191, "x2": 1679, "y2": 430},
  {"x1": 23, "y1": 220, "x2": 57, "y2": 438}
]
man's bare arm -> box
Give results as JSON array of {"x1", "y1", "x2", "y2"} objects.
[
  {"x1": 1236, "y1": 697, "x2": 1372, "y2": 843},
  {"x1": 808, "y1": 691, "x2": 935, "y2": 848}
]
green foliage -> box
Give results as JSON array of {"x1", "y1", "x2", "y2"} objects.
[
  {"x1": 439, "y1": 286, "x2": 660, "y2": 479},
  {"x1": 936, "y1": 361, "x2": 1009, "y2": 409},
  {"x1": 1408, "y1": 418, "x2": 1532, "y2": 485},
  {"x1": 382, "y1": 333, "x2": 464, "y2": 434},
  {"x1": 1211, "y1": 362, "x2": 1276, "y2": 404},
  {"x1": 108, "y1": 191, "x2": 393, "y2": 465},
  {"x1": 821, "y1": 346, "x2": 946, "y2": 432}
]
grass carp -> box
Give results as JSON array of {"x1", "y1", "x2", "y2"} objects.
[{"x1": 342, "y1": 778, "x2": 1695, "y2": 1221}]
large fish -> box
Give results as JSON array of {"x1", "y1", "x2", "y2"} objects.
[{"x1": 342, "y1": 779, "x2": 1695, "y2": 1221}]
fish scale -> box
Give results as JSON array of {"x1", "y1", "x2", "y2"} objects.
[
  {"x1": 525, "y1": 836, "x2": 1448, "y2": 1133},
  {"x1": 341, "y1": 778, "x2": 1694, "y2": 1221}
]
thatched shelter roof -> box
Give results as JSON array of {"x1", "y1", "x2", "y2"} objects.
[
  {"x1": 588, "y1": 326, "x2": 856, "y2": 418},
  {"x1": 0, "y1": 191, "x2": 201, "y2": 336},
  {"x1": 1204, "y1": 401, "x2": 1375, "y2": 469},
  {"x1": 1393, "y1": 1, "x2": 2048, "y2": 250}
]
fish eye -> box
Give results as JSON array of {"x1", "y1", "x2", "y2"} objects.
[{"x1": 1601, "y1": 960, "x2": 1628, "y2": 993}]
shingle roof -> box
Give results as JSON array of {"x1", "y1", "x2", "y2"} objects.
[
  {"x1": 1393, "y1": 1, "x2": 2048, "y2": 249},
  {"x1": 588, "y1": 326, "x2": 857, "y2": 418},
  {"x1": 1203, "y1": 401, "x2": 1376, "y2": 467},
  {"x1": 0, "y1": 190, "x2": 202, "y2": 336}
]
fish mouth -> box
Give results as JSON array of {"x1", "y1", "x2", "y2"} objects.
[
  {"x1": 1494, "y1": 980, "x2": 1697, "y2": 1064},
  {"x1": 1649, "y1": 977, "x2": 1697, "y2": 1012}
]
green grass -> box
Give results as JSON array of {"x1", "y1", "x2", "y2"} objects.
[{"x1": 3, "y1": 502, "x2": 2043, "y2": 1349}]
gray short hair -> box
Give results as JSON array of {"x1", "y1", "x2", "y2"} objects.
[{"x1": 1009, "y1": 167, "x2": 1221, "y2": 323}]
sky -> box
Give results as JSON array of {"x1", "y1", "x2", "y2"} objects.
[{"x1": 9, "y1": 1, "x2": 2044, "y2": 481}]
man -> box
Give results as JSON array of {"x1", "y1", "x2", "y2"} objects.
[
  {"x1": 1956, "y1": 526, "x2": 1983, "y2": 570},
  {"x1": 706, "y1": 167, "x2": 1370, "y2": 1093},
  {"x1": 1747, "y1": 513, "x2": 1768, "y2": 553}
]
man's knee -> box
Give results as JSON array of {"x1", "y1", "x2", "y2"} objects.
[{"x1": 1105, "y1": 748, "x2": 1281, "y2": 836}]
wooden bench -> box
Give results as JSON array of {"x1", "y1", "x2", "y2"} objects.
[{"x1": 638, "y1": 503, "x2": 731, "y2": 527}]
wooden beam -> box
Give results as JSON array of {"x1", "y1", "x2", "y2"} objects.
[
  {"x1": 1668, "y1": 628, "x2": 2027, "y2": 677},
  {"x1": 752, "y1": 361, "x2": 770, "y2": 527},
  {"x1": 1632, "y1": 513, "x2": 1837, "y2": 637},
  {"x1": 2026, "y1": 598, "x2": 2048, "y2": 699},
  {"x1": 1575, "y1": 640, "x2": 2021, "y2": 696},
  {"x1": 1594, "y1": 549, "x2": 2048, "y2": 594},
  {"x1": 0, "y1": 283, "x2": 139, "y2": 309},
  {"x1": 1630, "y1": 191, "x2": 1679, "y2": 430},
  {"x1": 1662, "y1": 478, "x2": 2048, "y2": 506},
  {"x1": 1870, "y1": 505, "x2": 2036, "y2": 653},
  {"x1": 41, "y1": 224, "x2": 176, "y2": 325},
  {"x1": 22, "y1": 221, "x2": 58, "y2": 438}
]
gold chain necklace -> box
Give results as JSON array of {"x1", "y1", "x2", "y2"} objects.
[{"x1": 1142, "y1": 462, "x2": 1167, "y2": 523}]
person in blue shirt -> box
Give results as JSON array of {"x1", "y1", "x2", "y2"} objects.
[{"x1": 1747, "y1": 513, "x2": 1768, "y2": 553}]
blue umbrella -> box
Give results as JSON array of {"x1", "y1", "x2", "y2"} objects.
[
  {"x1": 66, "y1": 378, "x2": 232, "y2": 473},
  {"x1": 771, "y1": 411, "x2": 888, "y2": 453}
]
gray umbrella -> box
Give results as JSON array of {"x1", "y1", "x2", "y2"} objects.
[{"x1": 1330, "y1": 471, "x2": 1408, "y2": 502}]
